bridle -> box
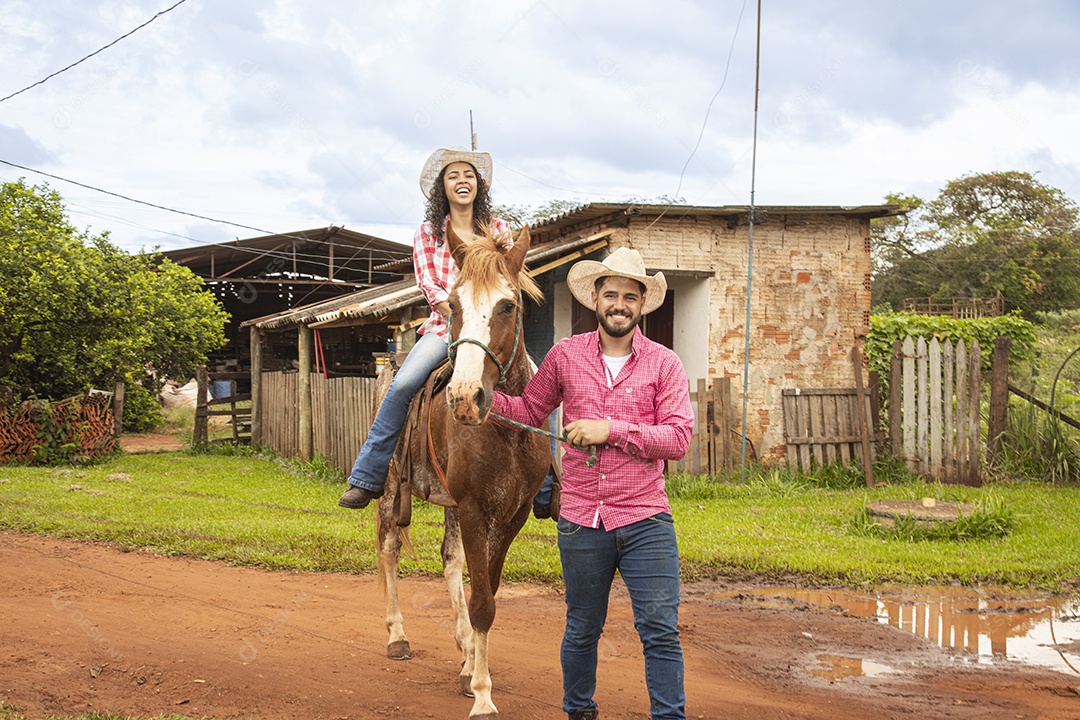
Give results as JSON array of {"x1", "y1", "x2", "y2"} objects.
[
  {"x1": 446, "y1": 290, "x2": 523, "y2": 387},
  {"x1": 446, "y1": 288, "x2": 598, "y2": 467}
]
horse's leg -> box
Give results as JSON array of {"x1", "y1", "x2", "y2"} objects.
[
  {"x1": 441, "y1": 507, "x2": 475, "y2": 696},
  {"x1": 377, "y1": 481, "x2": 411, "y2": 660},
  {"x1": 457, "y1": 503, "x2": 499, "y2": 718}
]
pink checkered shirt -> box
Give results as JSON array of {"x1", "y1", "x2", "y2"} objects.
[
  {"x1": 492, "y1": 329, "x2": 694, "y2": 530},
  {"x1": 414, "y1": 216, "x2": 512, "y2": 341}
]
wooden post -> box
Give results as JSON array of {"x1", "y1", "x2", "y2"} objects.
[
  {"x1": 889, "y1": 340, "x2": 902, "y2": 458},
  {"x1": 298, "y1": 324, "x2": 313, "y2": 462},
  {"x1": 250, "y1": 328, "x2": 263, "y2": 445},
  {"x1": 967, "y1": 339, "x2": 982, "y2": 486},
  {"x1": 987, "y1": 335, "x2": 1011, "y2": 462},
  {"x1": 195, "y1": 366, "x2": 209, "y2": 444},
  {"x1": 112, "y1": 381, "x2": 125, "y2": 437},
  {"x1": 851, "y1": 346, "x2": 874, "y2": 487}
]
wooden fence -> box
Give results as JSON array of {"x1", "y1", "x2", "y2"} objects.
[
  {"x1": 259, "y1": 372, "x2": 377, "y2": 473},
  {"x1": 889, "y1": 335, "x2": 982, "y2": 485},
  {"x1": 258, "y1": 371, "x2": 735, "y2": 476},
  {"x1": 193, "y1": 369, "x2": 252, "y2": 445}
]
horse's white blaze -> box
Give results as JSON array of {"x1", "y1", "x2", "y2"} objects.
[
  {"x1": 451, "y1": 282, "x2": 493, "y2": 386},
  {"x1": 448, "y1": 278, "x2": 516, "y2": 421}
]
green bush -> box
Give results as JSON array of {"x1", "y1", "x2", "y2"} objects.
[
  {"x1": 121, "y1": 382, "x2": 165, "y2": 433},
  {"x1": 866, "y1": 310, "x2": 1038, "y2": 384}
]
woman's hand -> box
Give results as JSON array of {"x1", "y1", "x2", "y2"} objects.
[{"x1": 494, "y1": 228, "x2": 515, "y2": 252}]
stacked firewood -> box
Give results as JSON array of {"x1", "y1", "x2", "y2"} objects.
[{"x1": 0, "y1": 393, "x2": 116, "y2": 463}]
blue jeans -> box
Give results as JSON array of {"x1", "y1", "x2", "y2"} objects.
[
  {"x1": 348, "y1": 332, "x2": 447, "y2": 492},
  {"x1": 533, "y1": 411, "x2": 559, "y2": 507},
  {"x1": 557, "y1": 513, "x2": 685, "y2": 719}
]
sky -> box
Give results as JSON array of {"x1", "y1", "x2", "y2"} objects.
[{"x1": 1, "y1": 0, "x2": 1078, "y2": 253}]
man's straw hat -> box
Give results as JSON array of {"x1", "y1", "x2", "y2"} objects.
[{"x1": 566, "y1": 247, "x2": 667, "y2": 315}]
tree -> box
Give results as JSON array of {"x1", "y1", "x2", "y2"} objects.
[
  {"x1": 871, "y1": 172, "x2": 1080, "y2": 316},
  {"x1": 0, "y1": 179, "x2": 229, "y2": 401}
]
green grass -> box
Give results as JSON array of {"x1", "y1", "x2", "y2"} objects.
[{"x1": 1, "y1": 451, "x2": 1079, "y2": 591}]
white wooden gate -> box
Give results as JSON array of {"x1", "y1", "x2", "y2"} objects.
[{"x1": 889, "y1": 336, "x2": 981, "y2": 485}]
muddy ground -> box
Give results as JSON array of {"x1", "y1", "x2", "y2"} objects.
[{"x1": 3, "y1": 531, "x2": 1079, "y2": 719}]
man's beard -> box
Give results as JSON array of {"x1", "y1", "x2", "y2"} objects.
[{"x1": 596, "y1": 307, "x2": 641, "y2": 338}]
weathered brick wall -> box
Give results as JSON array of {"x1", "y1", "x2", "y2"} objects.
[
  {"x1": 625, "y1": 213, "x2": 872, "y2": 461},
  {"x1": 544, "y1": 211, "x2": 872, "y2": 462}
]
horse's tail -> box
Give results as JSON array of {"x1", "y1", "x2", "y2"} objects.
[{"x1": 398, "y1": 525, "x2": 415, "y2": 559}]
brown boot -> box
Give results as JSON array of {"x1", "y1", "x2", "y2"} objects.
[{"x1": 338, "y1": 485, "x2": 383, "y2": 509}]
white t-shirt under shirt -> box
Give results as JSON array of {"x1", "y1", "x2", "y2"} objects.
[{"x1": 602, "y1": 353, "x2": 631, "y2": 389}]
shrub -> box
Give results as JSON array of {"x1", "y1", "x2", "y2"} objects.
[{"x1": 121, "y1": 382, "x2": 165, "y2": 433}]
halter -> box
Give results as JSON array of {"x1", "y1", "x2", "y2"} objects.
[
  {"x1": 446, "y1": 289, "x2": 599, "y2": 468},
  {"x1": 446, "y1": 290, "x2": 523, "y2": 387}
]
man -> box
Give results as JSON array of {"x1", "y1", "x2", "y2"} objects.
[{"x1": 491, "y1": 247, "x2": 694, "y2": 720}]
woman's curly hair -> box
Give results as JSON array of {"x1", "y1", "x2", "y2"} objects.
[{"x1": 423, "y1": 164, "x2": 494, "y2": 245}]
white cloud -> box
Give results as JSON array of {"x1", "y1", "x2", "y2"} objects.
[{"x1": 0, "y1": 0, "x2": 1077, "y2": 253}]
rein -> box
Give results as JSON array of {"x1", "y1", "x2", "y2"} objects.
[{"x1": 446, "y1": 289, "x2": 599, "y2": 468}]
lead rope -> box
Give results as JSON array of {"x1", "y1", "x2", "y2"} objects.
[{"x1": 488, "y1": 410, "x2": 599, "y2": 468}]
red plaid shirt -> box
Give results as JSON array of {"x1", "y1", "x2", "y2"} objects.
[
  {"x1": 414, "y1": 215, "x2": 512, "y2": 341},
  {"x1": 492, "y1": 329, "x2": 694, "y2": 530}
]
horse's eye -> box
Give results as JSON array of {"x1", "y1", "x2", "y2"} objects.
[{"x1": 500, "y1": 300, "x2": 516, "y2": 315}]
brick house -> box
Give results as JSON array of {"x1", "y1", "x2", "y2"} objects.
[{"x1": 526, "y1": 203, "x2": 901, "y2": 460}]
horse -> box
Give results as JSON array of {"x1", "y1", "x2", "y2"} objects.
[{"x1": 373, "y1": 223, "x2": 552, "y2": 718}]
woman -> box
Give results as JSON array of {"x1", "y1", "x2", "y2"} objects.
[{"x1": 339, "y1": 147, "x2": 512, "y2": 509}]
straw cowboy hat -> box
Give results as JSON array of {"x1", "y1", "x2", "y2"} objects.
[
  {"x1": 566, "y1": 247, "x2": 668, "y2": 315},
  {"x1": 419, "y1": 147, "x2": 493, "y2": 199}
]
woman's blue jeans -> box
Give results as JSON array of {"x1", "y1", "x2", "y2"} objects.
[
  {"x1": 347, "y1": 332, "x2": 447, "y2": 492},
  {"x1": 557, "y1": 512, "x2": 685, "y2": 719}
]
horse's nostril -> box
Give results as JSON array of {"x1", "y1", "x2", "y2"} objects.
[{"x1": 474, "y1": 388, "x2": 487, "y2": 409}]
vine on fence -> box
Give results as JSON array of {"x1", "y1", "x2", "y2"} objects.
[{"x1": 866, "y1": 311, "x2": 1038, "y2": 383}]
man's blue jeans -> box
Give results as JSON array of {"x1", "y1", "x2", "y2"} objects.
[
  {"x1": 347, "y1": 332, "x2": 447, "y2": 492},
  {"x1": 557, "y1": 512, "x2": 685, "y2": 719}
]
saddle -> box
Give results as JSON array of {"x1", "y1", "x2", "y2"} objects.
[{"x1": 390, "y1": 356, "x2": 455, "y2": 527}]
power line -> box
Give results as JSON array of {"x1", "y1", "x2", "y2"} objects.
[
  {"x1": 0, "y1": 0, "x2": 190, "y2": 104},
  {"x1": 0, "y1": 157, "x2": 283, "y2": 236}
]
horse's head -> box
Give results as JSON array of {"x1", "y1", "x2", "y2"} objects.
[{"x1": 444, "y1": 224, "x2": 540, "y2": 425}]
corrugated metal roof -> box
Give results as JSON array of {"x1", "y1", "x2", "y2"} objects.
[
  {"x1": 245, "y1": 231, "x2": 612, "y2": 331},
  {"x1": 528, "y1": 201, "x2": 903, "y2": 243},
  {"x1": 160, "y1": 226, "x2": 412, "y2": 287}
]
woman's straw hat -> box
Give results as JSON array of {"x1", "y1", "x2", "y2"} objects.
[{"x1": 419, "y1": 147, "x2": 493, "y2": 199}]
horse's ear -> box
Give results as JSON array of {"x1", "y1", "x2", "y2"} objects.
[
  {"x1": 505, "y1": 225, "x2": 531, "y2": 274},
  {"x1": 446, "y1": 221, "x2": 468, "y2": 269}
]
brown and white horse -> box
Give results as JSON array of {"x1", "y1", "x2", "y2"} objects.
[{"x1": 373, "y1": 224, "x2": 551, "y2": 718}]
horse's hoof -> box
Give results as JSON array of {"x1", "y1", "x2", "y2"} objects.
[
  {"x1": 460, "y1": 675, "x2": 474, "y2": 697},
  {"x1": 469, "y1": 714, "x2": 497, "y2": 719},
  {"x1": 387, "y1": 640, "x2": 411, "y2": 660}
]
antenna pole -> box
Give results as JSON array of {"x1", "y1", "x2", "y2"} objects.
[{"x1": 740, "y1": 0, "x2": 762, "y2": 481}]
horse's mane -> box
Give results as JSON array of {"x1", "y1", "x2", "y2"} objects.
[{"x1": 456, "y1": 233, "x2": 543, "y2": 304}]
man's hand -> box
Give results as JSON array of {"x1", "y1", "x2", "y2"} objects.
[{"x1": 563, "y1": 419, "x2": 609, "y2": 449}]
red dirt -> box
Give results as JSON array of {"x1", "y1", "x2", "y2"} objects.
[
  {"x1": 120, "y1": 434, "x2": 186, "y2": 453},
  {"x1": 2, "y1": 530, "x2": 1078, "y2": 720}
]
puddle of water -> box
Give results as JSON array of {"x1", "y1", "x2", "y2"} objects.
[
  {"x1": 811, "y1": 653, "x2": 895, "y2": 681},
  {"x1": 708, "y1": 586, "x2": 1080, "y2": 677}
]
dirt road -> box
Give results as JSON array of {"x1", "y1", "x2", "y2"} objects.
[{"x1": 2, "y1": 530, "x2": 1078, "y2": 719}]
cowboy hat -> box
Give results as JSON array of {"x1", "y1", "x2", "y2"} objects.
[
  {"x1": 566, "y1": 247, "x2": 667, "y2": 315},
  {"x1": 419, "y1": 147, "x2": 493, "y2": 199}
]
